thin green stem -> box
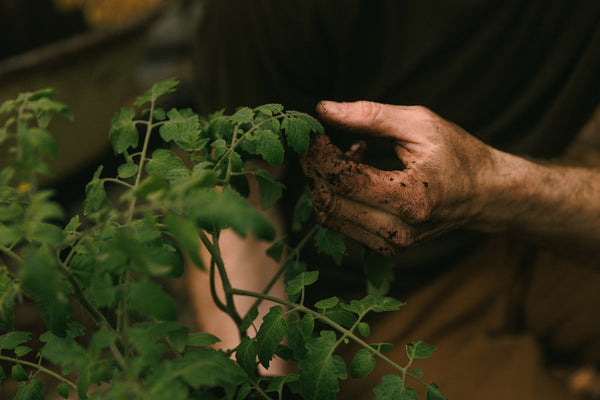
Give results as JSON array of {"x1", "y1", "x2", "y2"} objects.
[
  {"x1": 0, "y1": 244, "x2": 23, "y2": 263},
  {"x1": 243, "y1": 225, "x2": 319, "y2": 322},
  {"x1": 232, "y1": 289, "x2": 427, "y2": 386},
  {"x1": 249, "y1": 378, "x2": 272, "y2": 400},
  {"x1": 209, "y1": 258, "x2": 227, "y2": 313},
  {"x1": 198, "y1": 231, "x2": 242, "y2": 326},
  {"x1": 0, "y1": 355, "x2": 77, "y2": 390},
  {"x1": 101, "y1": 178, "x2": 134, "y2": 189}
]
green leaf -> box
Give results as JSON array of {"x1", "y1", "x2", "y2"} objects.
[
  {"x1": 128, "y1": 280, "x2": 177, "y2": 321},
  {"x1": 287, "y1": 311, "x2": 314, "y2": 360},
  {"x1": 292, "y1": 186, "x2": 313, "y2": 231},
  {"x1": 342, "y1": 295, "x2": 405, "y2": 316},
  {"x1": 133, "y1": 76, "x2": 179, "y2": 107},
  {"x1": 314, "y1": 296, "x2": 340, "y2": 310},
  {"x1": 57, "y1": 382, "x2": 70, "y2": 399},
  {"x1": 188, "y1": 188, "x2": 275, "y2": 241},
  {"x1": 286, "y1": 111, "x2": 324, "y2": 134},
  {"x1": 117, "y1": 162, "x2": 138, "y2": 179},
  {"x1": 427, "y1": 383, "x2": 447, "y2": 400},
  {"x1": 266, "y1": 238, "x2": 286, "y2": 263},
  {"x1": 255, "y1": 104, "x2": 283, "y2": 116},
  {"x1": 255, "y1": 129, "x2": 284, "y2": 166},
  {"x1": 315, "y1": 227, "x2": 345, "y2": 258},
  {"x1": 299, "y1": 330, "x2": 347, "y2": 400},
  {"x1": 257, "y1": 306, "x2": 287, "y2": 369},
  {"x1": 14, "y1": 379, "x2": 44, "y2": 400},
  {"x1": 350, "y1": 348, "x2": 376, "y2": 379},
  {"x1": 285, "y1": 271, "x2": 319, "y2": 297},
  {"x1": 373, "y1": 374, "x2": 403, "y2": 400},
  {"x1": 240, "y1": 308, "x2": 259, "y2": 332},
  {"x1": 146, "y1": 149, "x2": 190, "y2": 183},
  {"x1": 265, "y1": 374, "x2": 300, "y2": 393},
  {"x1": 11, "y1": 364, "x2": 28, "y2": 381},
  {"x1": 365, "y1": 252, "x2": 395, "y2": 296},
  {"x1": 187, "y1": 332, "x2": 221, "y2": 347},
  {"x1": 147, "y1": 348, "x2": 246, "y2": 397},
  {"x1": 165, "y1": 213, "x2": 204, "y2": 269},
  {"x1": 254, "y1": 168, "x2": 285, "y2": 210},
  {"x1": 14, "y1": 346, "x2": 32, "y2": 357},
  {"x1": 83, "y1": 166, "x2": 106, "y2": 214},
  {"x1": 160, "y1": 108, "x2": 206, "y2": 151},
  {"x1": 89, "y1": 329, "x2": 117, "y2": 357},
  {"x1": 230, "y1": 107, "x2": 254, "y2": 124},
  {"x1": 282, "y1": 117, "x2": 310, "y2": 155},
  {"x1": 358, "y1": 321, "x2": 371, "y2": 338},
  {"x1": 109, "y1": 107, "x2": 138, "y2": 154},
  {"x1": 26, "y1": 96, "x2": 73, "y2": 128},
  {"x1": 406, "y1": 341, "x2": 436, "y2": 360},
  {"x1": 0, "y1": 269, "x2": 16, "y2": 329},
  {"x1": 412, "y1": 368, "x2": 423, "y2": 378},
  {"x1": 235, "y1": 336, "x2": 258, "y2": 378},
  {"x1": 0, "y1": 331, "x2": 30, "y2": 350},
  {"x1": 40, "y1": 334, "x2": 87, "y2": 368},
  {"x1": 236, "y1": 381, "x2": 252, "y2": 400}
]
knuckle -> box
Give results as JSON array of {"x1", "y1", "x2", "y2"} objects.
[{"x1": 311, "y1": 188, "x2": 336, "y2": 212}]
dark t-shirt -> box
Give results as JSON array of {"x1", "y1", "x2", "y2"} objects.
[{"x1": 193, "y1": 0, "x2": 600, "y2": 300}]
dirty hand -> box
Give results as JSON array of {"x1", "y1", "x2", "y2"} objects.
[{"x1": 300, "y1": 101, "x2": 500, "y2": 257}]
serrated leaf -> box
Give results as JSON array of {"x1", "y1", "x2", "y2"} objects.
[
  {"x1": 342, "y1": 295, "x2": 405, "y2": 316},
  {"x1": 254, "y1": 169, "x2": 285, "y2": 210},
  {"x1": 315, "y1": 227, "x2": 345, "y2": 258},
  {"x1": 282, "y1": 117, "x2": 310, "y2": 155},
  {"x1": 11, "y1": 364, "x2": 28, "y2": 381},
  {"x1": 57, "y1": 382, "x2": 70, "y2": 399},
  {"x1": 230, "y1": 107, "x2": 254, "y2": 124},
  {"x1": 373, "y1": 374, "x2": 403, "y2": 400},
  {"x1": 299, "y1": 330, "x2": 347, "y2": 400},
  {"x1": 406, "y1": 341, "x2": 436, "y2": 360},
  {"x1": 117, "y1": 162, "x2": 138, "y2": 179},
  {"x1": 146, "y1": 149, "x2": 190, "y2": 183},
  {"x1": 165, "y1": 213, "x2": 204, "y2": 269},
  {"x1": 236, "y1": 336, "x2": 258, "y2": 378},
  {"x1": 255, "y1": 129, "x2": 284, "y2": 166},
  {"x1": 0, "y1": 331, "x2": 31, "y2": 350},
  {"x1": 285, "y1": 271, "x2": 318, "y2": 296},
  {"x1": 314, "y1": 296, "x2": 340, "y2": 310},
  {"x1": 257, "y1": 306, "x2": 287, "y2": 369},
  {"x1": 255, "y1": 104, "x2": 283, "y2": 116},
  {"x1": 109, "y1": 107, "x2": 138, "y2": 154},
  {"x1": 83, "y1": 166, "x2": 106, "y2": 214},
  {"x1": 133, "y1": 77, "x2": 179, "y2": 107},
  {"x1": 26, "y1": 96, "x2": 73, "y2": 128},
  {"x1": 427, "y1": 383, "x2": 447, "y2": 400},
  {"x1": 287, "y1": 111, "x2": 324, "y2": 134},
  {"x1": 350, "y1": 348, "x2": 376, "y2": 379},
  {"x1": 160, "y1": 108, "x2": 206, "y2": 151},
  {"x1": 187, "y1": 332, "x2": 221, "y2": 347},
  {"x1": 127, "y1": 280, "x2": 177, "y2": 321},
  {"x1": 14, "y1": 379, "x2": 44, "y2": 400}
]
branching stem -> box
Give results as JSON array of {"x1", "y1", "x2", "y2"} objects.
[{"x1": 0, "y1": 355, "x2": 77, "y2": 390}]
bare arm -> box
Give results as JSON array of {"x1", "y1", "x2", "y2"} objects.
[{"x1": 301, "y1": 100, "x2": 600, "y2": 258}]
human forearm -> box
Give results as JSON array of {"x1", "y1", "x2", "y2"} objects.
[{"x1": 475, "y1": 151, "x2": 600, "y2": 254}]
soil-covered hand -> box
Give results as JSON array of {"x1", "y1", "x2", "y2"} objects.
[{"x1": 300, "y1": 100, "x2": 498, "y2": 256}]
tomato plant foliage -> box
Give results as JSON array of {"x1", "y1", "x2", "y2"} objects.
[{"x1": 0, "y1": 78, "x2": 446, "y2": 399}]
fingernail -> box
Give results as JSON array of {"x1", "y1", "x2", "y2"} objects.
[{"x1": 320, "y1": 101, "x2": 345, "y2": 116}]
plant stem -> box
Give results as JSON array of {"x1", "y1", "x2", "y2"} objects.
[
  {"x1": 243, "y1": 225, "x2": 319, "y2": 322},
  {"x1": 231, "y1": 289, "x2": 427, "y2": 386},
  {"x1": 0, "y1": 244, "x2": 23, "y2": 263},
  {"x1": 198, "y1": 231, "x2": 242, "y2": 326},
  {"x1": 0, "y1": 355, "x2": 77, "y2": 390}
]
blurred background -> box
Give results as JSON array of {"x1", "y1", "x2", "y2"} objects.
[{"x1": 0, "y1": 0, "x2": 201, "y2": 203}]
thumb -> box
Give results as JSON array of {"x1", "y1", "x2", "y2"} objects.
[{"x1": 316, "y1": 100, "x2": 410, "y2": 139}]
